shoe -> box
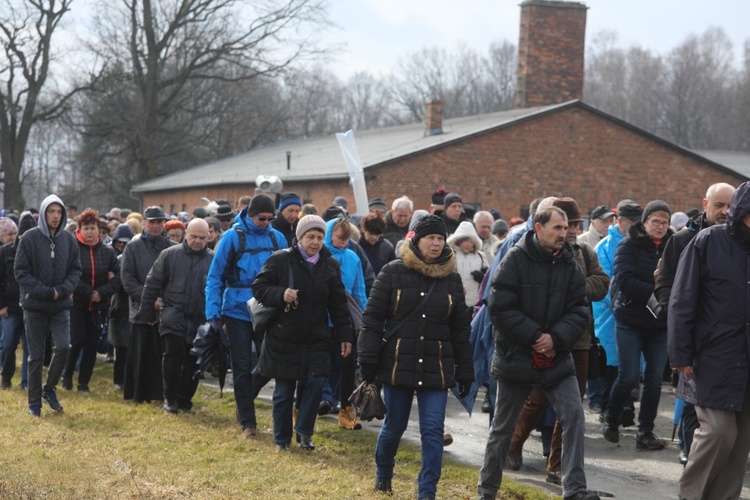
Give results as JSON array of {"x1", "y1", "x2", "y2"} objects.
[
  {"x1": 545, "y1": 470, "x2": 562, "y2": 485},
  {"x1": 636, "y1": 432, "x2": 665, "y2": 450},
  {"x1": 621, "y1": 407, "x2": 635, "y2": 428},
  {"x1": 631, "y1": 385, "x2": 640, "y2": 402},
  {"x1": 374, "y1": 479, "x2": 392, "y2": 493},
  {"x1": 679, "y1": 449, "x2": 688, "y2": 465},
  {"x1": 318, "y1": 400, "x2": 333, "y2": 416},
  {"x1": 478, "y1": 494, "x2": 495, "y2": 500},
  {"x1": 163, "y1": 400, "x2": 178, "y2": 414},
  {"x1": 481, "y1": 392, "x2": 492, "y2": 413},
  {"x1": 299, "y1": 434, "x2": 315, "y2": 450},
  {"x1": 338, "y1": 406, "x2": 362, "y2": 430},
  {"x1": 42, "y1": 389, "x2": 63, "y2": 412},
  {"x1": 242, "y1": 426, "x2": 257, "y2": 438},
  {"x1": 77, "y1": 384, "x2": 89, "y2": 393},
  {"x1": 330, "y1": 404, "x2": 341, "y2": 415},
  {"x1": 0, "y1": 379, "x2": 11, "y2": 390},
  {"x1": 602, "y1": 420, "x2": 619, "y2": 443},
  {"x1": 588, "y1": 402, "x2": 602, "y2": 413},
  {"x1": 564, "y1": 492, "x2": 600, "y2": 500},
  {"x1": 275, "y1": 443, "x2": 290, "y2": 452},
  {"x1": 28, "y1": 405, "x2": 41, "y2": 417},
  {"x1": 61, "y1": 377, "x2": 73, "y2": 391},
  {"x1": 530, "y1": 429, "x2": 542, "y2": 438},
  {"x1": 506, "y1": 446, "x2": 522, "y2": 471},
  {"x1": 598, "y1": 412, "x2": 606, "y2": 423},
  {"x1": 443, "y1": 433, "x2": 453, "y2": 446},
  {"x1": 113, "y1": 384, "x2": 123, "y2": 392}
]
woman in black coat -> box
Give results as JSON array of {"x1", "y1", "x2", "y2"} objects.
[
  {"x1": 358, "y1": 215, "x2": 473, "y2": 499},
  {"x1": 252, "y1": 215, "x2": 353, "y2": 451}
]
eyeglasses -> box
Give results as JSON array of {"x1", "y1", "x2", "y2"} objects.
[
  {"x1": 647, "y1": 219, "x2": 669, "y2": 227},
  {"x1": 256, "y1": 216, "x2": 276, "y2": 222}
]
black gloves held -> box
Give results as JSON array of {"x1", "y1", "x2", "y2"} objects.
[
  {"x1": 471, "y1": 269, "x2": 486, "y2": 283},
  {"x1": 457, "y1": 379, "x2": 472, "y2": 399},
  {"x1": 359, "y1": 363, "x2": 378, "y2": 383}
]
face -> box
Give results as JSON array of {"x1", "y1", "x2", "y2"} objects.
[
  {"x1": 369, "y1": 207, "x2": 386, "y2": 218},
  {"x1": 535, "y1": 211, "x2": 568, "y2": 253},
  {"x1": 145, "y1": 218, "x2": 166, "y2": 237},
  {"x1": 565, "y1": 221, "x2": 580, "y2": 244},
  {"x1": 331, "y1": 226, "x2": 349, "y2": 249},
  {"x1": 207, "y1": 225, "x2": 218, "y2": 242},
  {"x1": 591, "y1": 216, "x2": 615, "y2": 236},
  {"x1": 704, "y1": 186, "x2": 735, "y2": 225},
  {"x1": 299, "y1": 229, "x2": 324, "y2": 255},
  {"x1": 251, "y1": 212, "x2": 275, "y2": 230},
  {"x1": 167, "y1": 228, "x2": 184, "y2": 243},
  {"x1": 458, "y1": 238, "x2": 474, "y2": 253},
  {"x1": 1, "y1": 232, "x2": 16, "y2": 244},
  {"x1": 185, "y1": 225, "x2": 208, "y2": 251},
  {"x1": 363, "y1": 230, "x2": 380, "y2": 245},
  {"x1": 474, "y1": 216, "x2": 493, "y2": 239},
  {"x1": 45, "y1": 204, "x2": 63, "y2": 230},
  {"x1": 114, "y1": 240, "x2": 127, "y2": 252},
  {"x1": 219, "y1": 219, "x2": 232, "y2": 231},
  {"x1": 392, "y1": 208, "x2": 412, "y2": 228},
  {"x1": 617, "y1": 217, "x2": 635, "y2": 236},
  {"x1": 80, "y1": 223, "x2": 99, "y2": 245},
  {"x1": 281, "y1": 205, "x2": 300, "y2": 224},
  {"x1": 444, "y1": 202, "x2": 462, "y2": 221},
  {"x1": 416, "y1": 234, "x2": 445, "y2": 262},
  {"x1": 643, "y1": 212, "x2": 670, "y2": 240}
]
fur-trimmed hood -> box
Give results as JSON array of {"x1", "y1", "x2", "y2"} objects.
[{"x1": 399, "y1": 239, "x2": 456, "y2": 278}]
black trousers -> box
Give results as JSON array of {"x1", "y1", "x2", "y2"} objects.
[
  {"x1": 162, "y1": 333, "x2": 199, "y2": 409},
  {"x1": 63, "y1": 307, "x2": 103, "y2": 387}
]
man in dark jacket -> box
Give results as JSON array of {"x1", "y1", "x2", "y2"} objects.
[
  {"x1": 15, "y1": 195, "x2": 82, "y2": 417},
  {"x1": 478, "y1": 206, "x2": 596, "y2": 500},
  {"x1": 141, "y1": 219, "x2": 214, "y2": 414},
  {"x1": 436, "y1": 192, "x2": 469, "y2": 236},
  {"x1": 669, "y1": 181, "x2": 750, "y2": 500},
  {"x1": 382, "y1": 195, "x2": 413, "y2": 246},
  {"x1": 271, "y1": 192, "x2": 301, "y2": 247}
]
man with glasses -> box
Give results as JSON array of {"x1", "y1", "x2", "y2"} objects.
[{"x1": 205, "y1": 193, "x2": 285, "y2": 438}]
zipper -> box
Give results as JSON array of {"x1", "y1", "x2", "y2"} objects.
[
  {"x1": 438, "y1": 340, "x2": 445, "y2": 389},
  {"x1": 391, "y1": 338, "x2": 401, "y2": 385},
  {"x1": 446, "y1": 294, "x2": 453, "y2": 320},
  {"x1": 393, "y1": 288, "x2": 401, "y2": 317},
  {"x1": 88, "y1": 245, "x2": 95, "y2": 311}
]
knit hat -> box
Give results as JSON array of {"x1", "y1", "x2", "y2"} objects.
[
  {"x1": 143, "y1": 206, "x2": 166, "y2": 221},
  {"x1": 322, "y1": 205, "x2": 348, "y2": 222},
  {"x1": 368, "y1": 197, "x2": 387, "y2": 212},
  {"x1": 214, "y1": 204, "x2": 236, "y2": 221},
  {"x1": 408, "y1": 209, "x2": 430, "y2": 231},
  {"x1": 553, "y1": 197, "x2": 584, "y2": 223},
  {"x1": 247, "y1": 193, "x2": 276, "y2": 217},
  {"x1": 332, "y1": 196, "x2": 348, "y2": 209},
  {"x1": 432, "y1": 188, "x2": 447, "y2": 205},
  {"x1": 492, "y1": 219, "x2": 509, "y2": 235},
  {"x1": 411, "y1": 214, "x2": 447, "y2": 244},
  {"x1": 616, "y1": 200, "x2": 643, "y2": 222},
  {"x1": 193, "y1": 206, "x2": 209, "y2": 219},
  {"x1": 164, "y1": 220, "x2": 185, "y2": 231},
  {"x1": 112, "y1": 223, "x2": 135, "y2": 243},
  {"x1": 296, "y1": 214, "x2": 326, "y2": 240},
  {"x1": 279, "y1": 192, "x2": 302, "y2": 212},
  {"x1": 489, "y1": 208, "x2": 501, "y2": 220},
  {"x1": 642, "y1": 200, "x2": 672, "y2": 223},
  {"x1": 671, "y1": 212, "x2": 689, "y2": 229},
  {"x1": 590, "y1": 205, "x2": 615, "y2": 220},
  {"x1": 443, "y1": 192, "x2": 462, "y2": 209},
  {"x1": 0, "y1": 217, "x2": 18, "y2": 236}
]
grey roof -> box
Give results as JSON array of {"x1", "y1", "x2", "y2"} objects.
[
  {"x1": 691, "y1": 149, "x2": 750, "y2": 179},
  {"x1": 131, "y1": 102, "x2": 570, "y2": 193}
]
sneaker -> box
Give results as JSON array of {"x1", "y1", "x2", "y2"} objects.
[
  {"x1": 621, "y1": 407, "x2": 635, "y2": 428},
  {"x1": 77, "y1": 384, "x2": 90, "y2": 393},
  {"x1": 564, "y1": 492, "x2": 600, "y2": 500},
  {"x1": 299, "y1": 434, "x2": 315, "y2": 450},
  {"x1": 61, "y1": 377, "x2": 73, "y2": 391},
  {"x1": 636, "y1": 432, "x2": 665, "y2": 450},
  {"x1": 506, "y1": 446, "x2": 522, "y2": 471},
  {"x1": 546, "y1": 470, "x2": 561, "y2": 485},
  {"x1": 679, "y1": 449, "x2": 688, "y2": 465},
  {"x1": 242, "y1": 426, "x2": 257, "y2": 438},
  {"x1": 28, "y1": 405, "x2": 41, "y2": 417},
  {"x1": 481, "y1": 392, "x2": 492, "y2": 413},
  {"x1": 374, "y1": 479, "x2": 392, "y2": 493},
  {"x1": 318, "y1": 400, "x2": 333, "y2": 416},
  {"x1": 602, "y1": 420, "x2": 619, "y2": 443},
  {"x1": 0, "y1": 379, "x2": 11, "y2": 390},
  {"x1": 443, "y1": 433, "x2": 453, "y2": 446},
  {"x1": 42, "y1": 389, "x2": 63, "y2": 412},
  {"x1": 275, "y1": 443, "x2": 290, "y2": 452},
  {"x1": 163, "y1": 400, "x2": 178, "y2": 414},
  {"x1": 338, "y1": 406, "x2": 362, "y2": 430},
  {"x1": 588, "y1": 402, "x2": 602, "y2": 413}
]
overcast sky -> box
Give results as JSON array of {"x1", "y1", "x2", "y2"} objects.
[{"x1": 322, "y1": 0, "x2": 749, "y2": 79}]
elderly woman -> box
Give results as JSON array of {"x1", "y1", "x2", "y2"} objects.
[
  {"x1": 252, "y1": 215, "x2": 353, "y2": 451},
  {"x1": 358, "y1": 214, "x2": 473, "y2": 499},
  {"x1": 165, "y1": 220, "x2": 185, "y2": 244}
]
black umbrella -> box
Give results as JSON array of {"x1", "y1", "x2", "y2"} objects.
[{"x1": 191, "y1": 321, "x2": 231, "y2": 396}]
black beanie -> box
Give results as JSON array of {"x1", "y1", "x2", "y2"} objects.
[
  {"x1": 411, "y1": 214, "x2": 447, "y2": 244},
  {"x1": 443, "y1": 192, "x2": 462, "y2": 208},
  {"x1": 432, "y1": 188, "x2": 447, "y2": 205},
  {"x1": 641, "y1": 200, "x2": 672, "y2": 223},
  {"x1": 247, "y1": 194, "x2": 276, "y2": 217}
]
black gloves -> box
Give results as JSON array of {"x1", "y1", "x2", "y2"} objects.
[
  {"x1": 457, "y1": 380, "x2": 472, "y2": 399},
  {"x1": 471, "y1": 268, "x2": 487, "y2": 283},
  {"x1": 359, "y1": 364, "x2": 378, "y2": 383}
]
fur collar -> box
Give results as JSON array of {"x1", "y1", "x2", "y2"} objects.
[{"x1": 399, "y1": 240, "x2": 456, "y2": 278}]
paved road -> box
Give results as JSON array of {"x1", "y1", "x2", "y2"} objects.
[{"x1": 207, "y1": 376, "x2": 750, "y2": 499}]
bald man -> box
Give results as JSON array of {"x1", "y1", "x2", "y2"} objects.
[{"x1": 141, "y1": 218, "x2": 215, "y2": 413}]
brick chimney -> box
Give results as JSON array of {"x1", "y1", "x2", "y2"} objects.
[
  {"x1": 515, "y1": 0, "x2": 587, "y2": 108},
  {"x1": 424, "y1": 99, "x2": 444, "y2": 136}
]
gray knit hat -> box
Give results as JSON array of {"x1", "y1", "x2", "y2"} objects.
[
  {"x1": 296, "y1": 214, "x2": 326, "y2": 240},
  {"x1": 642, "y1": 200, "x2": 672, "y2": 223}
]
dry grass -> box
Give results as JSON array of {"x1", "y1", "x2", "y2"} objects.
[{"x1": 0, "y1": 357, "x2": 553, "y2": 499}]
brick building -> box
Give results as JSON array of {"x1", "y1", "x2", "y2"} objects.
[{"x1": 131, "y1": 0, "x2": 748, "y2": 218}]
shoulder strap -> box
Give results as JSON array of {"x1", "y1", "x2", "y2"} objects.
[
  {"x1": 287, "y1": 249, "x2": 294, "y2": 289},
  {"x1": 382, "y1": 279, "x2": 437, "y2": 345},
  {"x1": 581, "y1": 244, "x2": 591, "y2": 271}
]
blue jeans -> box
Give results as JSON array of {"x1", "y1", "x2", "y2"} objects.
[
  {"x1": 225, "y1": 316, "x2": 263, "y2": 429},
  {"x1": 1, "y1": 312, "x2": 29, "y2": 387},
  {"x1": 272, "y1": 373, "x2": 326, "y2": 445},
  {"x1": 606, "y1": 320, "x2": 668, "y2": 434},
  {"x1": 376, "y1": 384, "x2": 447, "y2": 499}
]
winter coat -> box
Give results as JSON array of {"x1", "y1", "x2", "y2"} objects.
[
  {"x1": 577, "y1": 225, "x2": 605, "y2": 250},
  {"x1": 383, "y1": 211, "x2": 410, "y2": 246},
  {"x1": 573, "y1": 241, "x2": 610, "y2": 350},
  {"x1": 436, "y1": 209, "x2": 469, "y2": 236},
  {"x1": 121, "y1": 232, "x2": 176, "y2": 324},
  {"x1": 140, "y1": 241, "x2": 214, "y2": 343},
  {"x1": 108, "y1": 255, "x2": 131, "y2": 348},
  {"x1": 358, "y1": 234, "x2": 396, "y2": 276},
  {"x1": 0, "y1": 241, "x2": 21, "y2": 314},
  {"x1": 447, "y1": 221, "x2": 488, "y2": 308},
  {"x1": 358, "y1": 241, "x2": 474, "y2": 390},
  {"x1": 612, "y1": 222, "x2": 673, "y2": 331},
  {"x1": 205, "y1": 207, "x2": 285, "y2": 322},
  {"x1": 14, "y1": 195, "x2": 82, "y2": 315},
  {"x1": 480, "y1": 234, "x2": 501, "y2": 260},
  {"x1": 489, "y1": 230, "x2": 588, "y2": 387},
  {"x1": 252, "y1": 245, "x2": 353, "y2": 380},
  {"x1": 73, "y1": 231, "x2": 121, "y2": 312},
  {"x1": 324, "y1": 219, "x2": 367, "y2": 311},
  {"x1": 668, "y1": 183, "x2": 750, "y2": 411},
  {"x1": 592, "y1": 224, "x2": 626, "y2": 366},
  {"x1": 271, "y1": 215, "x2": 296, "y2": 248}
]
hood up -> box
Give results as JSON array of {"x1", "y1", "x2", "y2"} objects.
[{"x1": 37, "y1": 194, "x2": 67, "y2": 238}]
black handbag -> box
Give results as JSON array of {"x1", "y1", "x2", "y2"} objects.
[{"x1": 247, "y1": 251, "x2": 293, "y2": 336}]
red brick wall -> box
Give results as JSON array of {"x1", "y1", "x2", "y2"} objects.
[{"x1": 516, "y1": 0, "x2": 587, "y2": 108}]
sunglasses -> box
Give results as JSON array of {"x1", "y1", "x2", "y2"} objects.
[{"x1": 256, "y1": 216, "x2": 276, "y2": 222}]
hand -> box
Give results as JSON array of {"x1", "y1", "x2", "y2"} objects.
[
  {"x1": 107, "y1": 271, "x2": 115, "y2": 280},
  {"x1": 359, "y1": 363, "x2": 378, "y2": 383},
  {"x1": 340, "y1": 342, "x2": 352, "y2": 358},
  {"x1": 283, "y1": 288, "x2": 299, "y2": 304},
  {"x1": 91, "y1": 291, "x2": 101, "y2": 302},
  {"x1": 154, "y1": 297, "x2": 163, "y2": 311},
  {"x1": 53, "y1": 289, "x2": 59, "y2": 300},
  {"x1": 457, "y1": 379, "x2": 472, "y2": 399},
  {"x1": 533, "y1": 333, "x2": 554, "y2": 355},
  {"x1": 676, "y1": 366, "x2": 693, "y2": 379},
  {"x1": 470, "y1": 269, "x2": 485, "y2": 283},
  {"x1": 0, "y1": 307, "x2": 7, "y2": 318}
]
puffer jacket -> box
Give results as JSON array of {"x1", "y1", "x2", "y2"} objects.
[
  {"x1": 0, "y1": 241, "x2": 21, "y2": 314},
  {"x1": 592, "y1": 224, "x2": 626, "y2": 366},
  {"x1": 612, "y1": 222, "x2": 673, "y2": 330},
  {"x1": 358, "y1": 241, "x2": 474, "y2": 390},
  {"x1": 489, "y1": 230, "x2": 588, "y2": 387},
  {"x1": 205, "y1": 207, "x2": 285, "y2": 322},
  {"x1": 668, "y1": 182, "x2": 750, "y2": 411},
  {"x1": 383, "y1": 211, "x2": 409, "y2": 246},
  {"x1": 14, "y1": 195, "x2": 82, "y2": 314},
  {"x1": 271, "y1": 215, "x2": 296, "y2": 247},
  {"x1": 73, "y1": 231, "x2": 121, "y2": 312},
  {"x1": 358, "y1": 234, "x2": 396, "y2": 276},
  {"x1": 252, "y1": 245, "x2": 352, "y2": 380},
  {"x1": 121, "y1": 232, "x2": 176, "y2": 324},
  {"x1": 140, "y1": 241, "x2": 214, "y2": 342}
]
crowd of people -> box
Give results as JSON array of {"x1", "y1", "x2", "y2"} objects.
[{"x1": 0, "y1": 182, "x2": 748, "y2": 500}]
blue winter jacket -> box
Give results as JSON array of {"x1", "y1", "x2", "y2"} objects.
[
  {"x1": 324, "y1": 218, "x2": 367, "y2": 311},
  {"x1": 592, "y1": 224, "x2": 625, "y2": 366},
  {"x1": 205, "y1": 207, "x2": 286, "y2": 322}
]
